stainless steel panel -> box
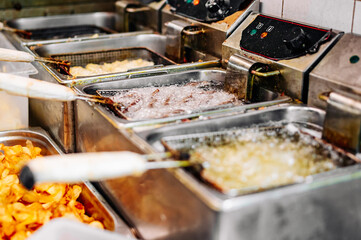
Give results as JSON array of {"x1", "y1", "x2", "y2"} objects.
[
  {"x1": 309, "y1": 33, "x2": 361, "y2": 109},
  {"x1": 75, "y1": 69, "x2": 290, "y2": 129},
  {"x1": 0, "y1": 128, "x2": 133, "y2": 237},
  {"x1": 116, "y1": 0, "x2": 166, "y2": 33},
  {"x1": 222, "y1": 12, "x2": 343, "y2": 102}
]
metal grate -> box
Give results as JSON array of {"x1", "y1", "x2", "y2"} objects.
[{"x1": 23, "y1": 25, "x2": 113, "y2": 40}]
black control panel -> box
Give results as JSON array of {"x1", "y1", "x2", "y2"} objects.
[
  {"x1": 168, "y1": 0, "x2": 246, "y2": 22},
  {"x1": 240, "y1": 14, "x2": 332, "y2": 60}
]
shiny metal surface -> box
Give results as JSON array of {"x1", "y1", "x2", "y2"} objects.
[
  {"x1": 116, "y1": 0, "x2": 166, "y2": 33},
  {"x1": 75, "y1": 69, "x2": 290, "y2": 129},
  {"x1": 5, "y1": 12, "x2": 120, "y2": 44},
  {"x1": 76, "y1": 105, "x2": 361, "y2": 239},
  {"x1": 222, "y1": 12, "x2": 343, "y2": 102},
  {"x1": 309, "y1": 33, "x2": 361, "y2": 109},
  {"x1": 0, "y1": 128, "x2": 134, "y2": 237},
  {"x1": 28, "y1": 42, "x2": 220, "y2": 152},
  {"x1": 322, "y1": 91, "x2": 361, "y2": 153},
  {"x1": 28, "y1": 61, "x2": 75, "y2": 153},
  {"x1": 161, "y1": 0, "x2": 260, "y2": 61}
]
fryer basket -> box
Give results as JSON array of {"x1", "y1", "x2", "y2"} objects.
[
  {"x1": 49, "y1": 47, "x2": 175, "y2": 79},
  {"x1": 160, "y1": 125, "x2": 356, "y2": 195}
]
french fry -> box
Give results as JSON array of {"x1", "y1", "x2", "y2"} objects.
[{"x1": 0, "y1": 140, "x2": 104, "y2": 239}]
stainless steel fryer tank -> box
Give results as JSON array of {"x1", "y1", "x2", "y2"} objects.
[
  {"x1": 74, "y1": 69, "x2": 290, "y2": 129},
  {"x1": 29, "y1": 34, "x2": 171, "y2": 85},
  {"x1": 75, "y1": 105, "x2": 361, "y2": 239},
  {"x1": 4, "y1": 12, "x2": 121, "y2": 47},
  {"x1": 27, "y1": 35, "x2": 220, "y2": 152}
]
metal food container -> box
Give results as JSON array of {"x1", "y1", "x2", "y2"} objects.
[
  {"x1": 0, "y1": 127, "x2": 134, "y2": 237},
  {"x1": 83, "y1": 106, "x2": 361, "y2": 240},
  {"x1": 75, "y1": 69, "x2": 290, "y2": 129},
  {"x1": 5, "y1": 12, "x2": 120, "y2": 45}
]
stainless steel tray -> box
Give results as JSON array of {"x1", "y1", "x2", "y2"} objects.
[
  {"x1": 5, "y1": 12, "x2": 120, "y2": 43},
  {"x1": 93, "y1": 105, "x2": 361, "y2": 240},
  {"x1": 75, "y1": 69, "x2": 290, "y2": 129},
  {"x1": 0, "y1": 127, "x2": 134, "y2": 237}
]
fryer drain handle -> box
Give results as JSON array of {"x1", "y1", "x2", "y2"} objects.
[{"x1": 225, "y1": 54, "x2": 280, "y2": 101}]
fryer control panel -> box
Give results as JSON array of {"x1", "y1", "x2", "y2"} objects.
[
  {"x1": 240, "y1": 14, "x2": 332, "y2": 60},
  {"x1": 167, "y1": 0, "x2": 245, "y2": 22}
]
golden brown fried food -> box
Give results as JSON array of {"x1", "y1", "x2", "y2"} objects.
[{"x1": 0, "y1": 140, "x2": 103, "y2": 240}]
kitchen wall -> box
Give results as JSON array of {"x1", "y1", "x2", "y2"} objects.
[{"x1": 260, "y1": 0, "x2": 361, "y2": 34}]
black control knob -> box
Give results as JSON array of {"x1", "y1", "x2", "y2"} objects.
[
  {"x1": 205, "y1": 0, "x2": 223, "y2": 13},
  {"x1": 283, "y1": 27, "x2": 311, "y2": 52}
]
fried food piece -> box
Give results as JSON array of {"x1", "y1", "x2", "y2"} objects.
[{"x1": 0, "y1": 140, "x2": 103, "y2": 240}]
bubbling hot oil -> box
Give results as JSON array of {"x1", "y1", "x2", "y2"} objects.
[
  {"x1": 189, "y1": 126, "x2": 337, "y2": 193},
  {"x1": 110, "y1": 81, "x2": 242, "y2": 120}
]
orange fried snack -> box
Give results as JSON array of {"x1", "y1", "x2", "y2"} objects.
[{"x1": 0, "y1": 140, "x2": 104, "y2": 240}]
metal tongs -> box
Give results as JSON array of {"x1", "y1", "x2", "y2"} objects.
[
  {"x1": 0, "y1": 73, "x2": 117, "y2": 105},
  {"x1": 19, "y1": 151, "x2": 194, "y2": 190},
  {"x1": 0, "y1": 48, "x2": 71, "y2": 72},
  {"x1": 0, "y1": 22, "x2": 32, "y2": 38}
]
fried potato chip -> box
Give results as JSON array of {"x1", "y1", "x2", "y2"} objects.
[{"x1": 0, "y1": 140, "x2": 104, "y2": 239}]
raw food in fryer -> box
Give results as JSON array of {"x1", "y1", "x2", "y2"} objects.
[
  {"x1": 69, "y1": 58, "x2": 154, "y2": 77},
  {"x1": 0, "y1": 140, "x2": 104, "y2": 240},
  {"x1": 110, "y1": 81, "x2": 243, "y2": 120},
  {"x1": 189, "y1": 127, "x2": 337, "y2": 193}
]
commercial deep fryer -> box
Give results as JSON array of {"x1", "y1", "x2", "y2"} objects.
[
  {"x1": 74, "y1": 68, "x2": 290, "y2": 128},
  {"x1": 75, "y1": 104, "x2": 361, "y2": 240},
  {"x1": 222, "y1": 12, "x2": 343, "y2": 102}
]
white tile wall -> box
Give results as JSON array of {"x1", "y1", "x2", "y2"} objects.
[
  {"x1": 260, "y1": 0, "x2": 358, "y2": 33},
  {"x1": 353, "y1": 1, "x2": 361, "y2": 34}
]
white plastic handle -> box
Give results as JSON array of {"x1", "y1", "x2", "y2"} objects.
[
  {"x1": 0, "y1": 47, "x2": 35, "y2": 62},
  {"x1": 26, "y1": 151, "x2": 147, "y2": 184},
  {"x1": 0, "y1": 73, "x2": 77, "y2": 101}
]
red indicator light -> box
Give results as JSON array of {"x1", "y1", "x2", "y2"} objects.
[
  {"x1": 260, "y1": 32, "x2": 268, "y2": 38},
  {"x1": 193, "y1": 0, "x2": 200, "y2": 5}
]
